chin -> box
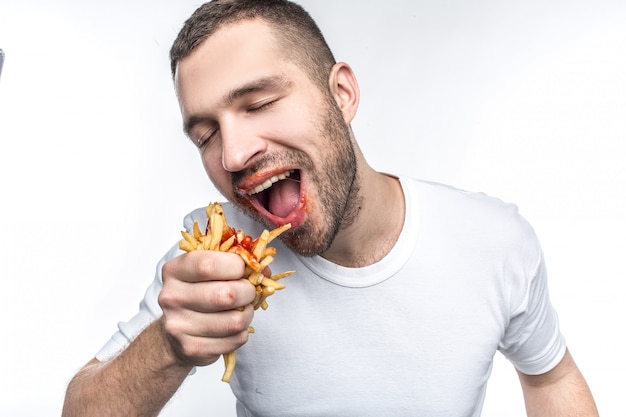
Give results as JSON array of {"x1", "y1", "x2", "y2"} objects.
[{"x1": 280, "y1": 216, "x2": 337, "y2": 257}]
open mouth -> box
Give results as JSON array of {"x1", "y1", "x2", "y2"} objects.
[{"x1": 244, "y1": 169, "x2": 304, "y2": 225}]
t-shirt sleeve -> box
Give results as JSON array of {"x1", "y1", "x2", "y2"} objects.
[
  {"x1": 498, "y1": 252, "x2": 567, "y2": 375},
  {"x1": 95, "y1": 242, "x2": 182, "y2": 361}
]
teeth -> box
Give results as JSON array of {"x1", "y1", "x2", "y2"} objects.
[{"x1": 248, "y1": 170, "x2": 294, "y2": 195}]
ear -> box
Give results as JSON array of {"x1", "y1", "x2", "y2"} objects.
[{"x1": 328, "y1": 62, "x2": 360, "y2": 124}]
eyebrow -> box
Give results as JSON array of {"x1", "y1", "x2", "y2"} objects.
[{"x1": 183, "y1": 74, "x2": 293, "y2": 137}]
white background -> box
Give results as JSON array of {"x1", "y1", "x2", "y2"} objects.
[{"x1": 1, "y1": 0, "x2": 624, "y2": 415}]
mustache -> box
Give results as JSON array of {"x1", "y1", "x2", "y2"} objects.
[{"x1": 230, "y1": 151, "x2": 312, "y2": 188}]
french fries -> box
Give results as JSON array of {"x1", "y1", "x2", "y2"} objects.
[{"x1": 178, "y1": 202, "x2": 294, "y2": 382}]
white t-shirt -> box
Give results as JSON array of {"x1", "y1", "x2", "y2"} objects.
[{"x1": 96, "y1": 177, "x2": 566, "y2": 417}]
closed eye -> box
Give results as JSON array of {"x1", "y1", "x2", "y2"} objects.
[
  {"x1": 194, "y1": 128, "x2": 218, "y2": 149},
  {"x1": 248, "y1": 99, "x2": 277, "y2": 113}
]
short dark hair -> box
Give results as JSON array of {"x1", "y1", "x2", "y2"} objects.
[{"x1": 169, "y1": 0, "x2": 337, "y2": 89}]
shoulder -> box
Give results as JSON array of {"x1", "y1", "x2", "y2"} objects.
[
  {"x1": 407, "y1": 178, "x2": 530, "y2": 224},
  {"x1": 404, "y1": 178, "x2": 541, "y2": 257}
]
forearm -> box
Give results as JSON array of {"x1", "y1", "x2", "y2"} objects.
[
  {"x1": 62, "y1": 319, "x2": 194, "y2": 417},
  {"x1": 518, "y1": 349, "x2": 598, "y2": 417}
]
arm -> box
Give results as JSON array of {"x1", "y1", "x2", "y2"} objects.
[
  {"x1": 62, "y1": 320, "x2": 192, "y2": 417},
  {"x1": 517, "y1": 348, "x2": 599, "y2": 417},
  {"x1": 62, "y1": 250, "x2": 255, "y2": 417}
]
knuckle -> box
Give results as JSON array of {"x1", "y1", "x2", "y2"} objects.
[
  {"x1": 195, "y1": 253, "x2": 219, "y2": 276},
  {"x1": 210, "y1": 282, "x2": 238, "y2": 309},
  {"x1": 161, "y1": 259, "x2": 175, "y2": 280},
  {"x1": 157, "y1": 288, "x2": 177, "y2": 310},
  {"x1": 160, "y1": 314, "x2": 183, "y2": 339},
  {"x1": 225, "y1": 311, "x2": 248, "y2": 334},
  {"x1": 233, "y1": 327, "x2": 251, "y2": 346}
]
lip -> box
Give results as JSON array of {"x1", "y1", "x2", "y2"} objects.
[{"x1": 236, "y1": 168, "x2": 307, "y2": 228}]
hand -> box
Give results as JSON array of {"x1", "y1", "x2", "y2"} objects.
[{"x1": 158, "y1": 250, "x2": 256, "y2": 367}]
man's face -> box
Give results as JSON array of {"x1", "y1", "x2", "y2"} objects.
[{"x1": 175, "y1": 19, "x2": 358, "y2": 256}]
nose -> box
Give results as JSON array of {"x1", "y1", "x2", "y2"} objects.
[{"x1": 220, "y1": 118, "x2": 267, "y2": 172}]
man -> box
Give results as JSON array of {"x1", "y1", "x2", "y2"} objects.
[{"x1": 63, "y1": 1, "x2": 598, "y2": 416}]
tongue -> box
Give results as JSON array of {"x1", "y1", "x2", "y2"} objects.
[{"x1": 268, "y1": 179, "x2": 300, "y2": 218}]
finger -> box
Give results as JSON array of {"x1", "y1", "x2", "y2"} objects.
[
  {"x1": 165, "y1": 303, "x2": 254, "y2": 339},
  {"x1": 161, "y1": 303, "x2": 253, "y2": 367},
  {"x1": 159, "y1": 277, "x2": 256, "y2": 314},
  {"x1": 163, "y1": 250, "x2": 246, "y2": 284},
  {"x1": 165, "y1": 324, "x2": 252, "y2": 367}
]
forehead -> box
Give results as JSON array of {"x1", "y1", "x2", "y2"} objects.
[{"x1": 175, "y1": 19, "x2": 290, "y2": 99}]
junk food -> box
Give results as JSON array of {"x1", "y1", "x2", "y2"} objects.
[{"x1": 178, "y1": 202, "x2": 294, "y2": 382}]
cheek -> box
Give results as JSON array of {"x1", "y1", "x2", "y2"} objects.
[{"x1": 262, "y1": 106, "x2": 315, "y2": 147}]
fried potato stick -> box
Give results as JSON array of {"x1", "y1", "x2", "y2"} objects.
[{"x1": 178, "y1": 202, "x2": 294, "y2": 383}]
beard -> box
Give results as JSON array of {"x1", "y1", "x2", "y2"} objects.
[
  {"x1": 280, "y1": 97, "x2": 361, "y2": 256},
  {"x1": 231, "y1": 94, "x2": 362, "y2": 256}
]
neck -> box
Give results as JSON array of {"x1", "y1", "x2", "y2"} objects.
[{"x1": 322, "y1": 165, "x2": 405, "y2": 268}]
